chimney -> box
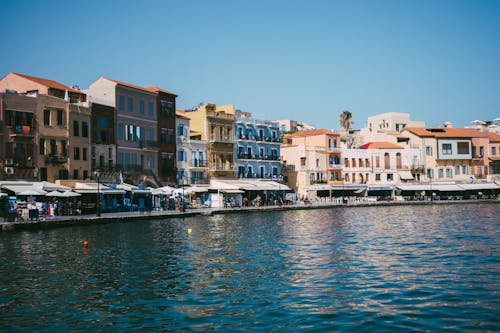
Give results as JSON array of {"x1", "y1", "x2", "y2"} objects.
[{"x1": 443, "y1": 121, "x2": 453, "y2": 128}]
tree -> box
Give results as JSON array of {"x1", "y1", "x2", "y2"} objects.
[{"x1": 339, "y1": 110, "x2": 354, "y2": 148}]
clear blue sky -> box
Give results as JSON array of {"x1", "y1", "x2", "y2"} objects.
[{"x1": 1, "y1": 0, "x2": 499, "y2": 129}]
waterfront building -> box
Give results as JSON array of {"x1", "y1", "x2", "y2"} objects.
[
  {"x1": 0, "y1": 72, "x2": 88, "y2": 182},
  {"x1": 403, "y1": 126, "x2": 486, "y2": 182},
  {"x1": 486, "y1": 132, "x2": 500, "y2": 178},
  {"x1": 281, "y1": 129, "x2": 342, "y2": 198},
  {"x1": 274, "y1": 119, "x2": 315, "y2": 133},
  {"x1": 343, "y1": 142, "x2": 422, "y2": 185},
  {"x1": 0, "y1": 92, "x2": 37, "y2": 180},
  {"x1": 358, "y1": 112, "x2": 426, "y2": 145},
  {"x1": 89, "y1": 101, "x2": 116, "y2": 180},
  {"x1": 87, "y1": 78, "x2": 159, "y2": 186},
  {"x1": 176, "y1": 110, "x2": 208, "y2": 185},
  {"x1": 147, "y1": 86, "x2": 177, "y2": 185},
  {"x1": 184, "y1": 103, "x2": 235, "y2": 179},
  {"x1": 68, "y1": 103, "x2": 91, "y2": 180},
  {"x1": 234, "y1": 110, "x2": 281, "y2": 180}
]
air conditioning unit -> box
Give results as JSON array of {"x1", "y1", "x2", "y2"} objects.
[
  {"x1": 4, "y1": 167, "x2": 14, "y2": 175},
  {"x1": 5, "y1": 158, "x2": 14, "y2": 165}
]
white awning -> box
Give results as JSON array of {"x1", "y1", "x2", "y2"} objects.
[
  {"x1": 398, "y1": 170, "x2": 414, "y2": 180},
  {"x1": 397, "y1": 184, "x2": 432, "y2": 191},
  {"x1": 432, "y1": 184, "x2": 463, "y2": 191},
  {"x1": 1, "y1": 185, "x2": 47, "y2": 195},
  {"x1": 458, "y1": 183, "x2": 500, "y2": 190},
  {"x1": 221, "y1": 189, "x2": 245, "y2": 194}
]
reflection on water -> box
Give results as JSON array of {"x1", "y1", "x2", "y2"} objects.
[{"x1": 0, "y1": 203, "x2": 499, "y2": 332}]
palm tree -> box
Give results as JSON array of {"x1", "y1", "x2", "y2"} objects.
[{"x1": 339, "y1": 110, "x2": 354, "y2": 148}]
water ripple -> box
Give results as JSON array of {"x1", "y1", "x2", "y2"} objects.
[{"x1": 0, "y1": 203, "x2": 499, "y2": 332}]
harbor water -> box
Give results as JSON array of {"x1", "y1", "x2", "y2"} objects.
[{"x1": 0, "y1": 203, "x2": 499, "y2": 332}]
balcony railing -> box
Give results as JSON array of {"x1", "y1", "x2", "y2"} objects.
[
  {"x1": 45, "y1": 155, "x2": 67, "y2": 164},
  {"x1": 310, "y1": 179, "x2": 328, "y2": 185},
  {"x1": 238, "y1": 173, "x2": 280, "y2": 179},
  {"x1": 237, "y1": 134, "x2": 280, "y2": 143},
  {"x1": 209, "y1": 135, "x2": 234, "y2": 143},
  {"x1": 190, "y1": 160, "x2": 209, "y2": 168},
  {"x1": 328, "y1": 164, "x2": 343, "y2": 169},
  {"x1": 210, "y1": 163, "x2": 235, "y2": 171},
  {"x1": 237, "y1": 153, "x2": 279, "y2": 161},
  {"x1": 8, "y1": 125, "x2": 34, "y2": 136},
  {"x1": 327, "y1": 147, "x2": 342, "y2": 152}
]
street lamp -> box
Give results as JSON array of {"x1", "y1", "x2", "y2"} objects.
[{"x1": 94, "y1": 170, "x2": 101, "y2": 216}]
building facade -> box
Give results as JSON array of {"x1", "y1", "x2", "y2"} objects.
[
  {"x1": 148, "y1": 87, "x2": 177, "y2": 185},
  {"x1": 89, "y1": 102, "x2": 116, "y2": 178},
  {"x1": 281, "y1": 129, "x2": 342, "y2": 197},
  {"x1": 234, "y1": 110, "x2": 281, "y2": 179},
  {"x1": 87, "y1": 77, "x2": 159, "y2": 185},
  {"x1": 185, "y1": 104, "x2": 235, "y2": 179}
]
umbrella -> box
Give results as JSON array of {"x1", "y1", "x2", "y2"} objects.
[
  {"x1": 19, "y1": 189, "x2": 46, "y2": 196},
  {"x1": 46, "y1": 191, "x2": 65, "y2": 197},
  {"x1": 60, "y1": 190, "x2": 81, "y2": 197}
]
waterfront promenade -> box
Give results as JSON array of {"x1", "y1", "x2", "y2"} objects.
[{"x1": 1, "y1": 197, "x2": 498, "y2": 232}]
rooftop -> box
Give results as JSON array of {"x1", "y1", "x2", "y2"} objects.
[
  {"x1": 10, "y1": 72, "x2": 83, "y2": 94},
  {"x1": 404, "y1": 127, "x2": 489, "y2": 138},
  {"x1": 359, "y1": 141, "x2": 404, "y2": 149}
]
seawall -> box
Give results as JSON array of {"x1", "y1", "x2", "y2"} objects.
[{"x1": 1, "y1": 199, "x2": 499, "y2": 233}]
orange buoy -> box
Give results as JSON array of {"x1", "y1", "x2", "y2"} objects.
[{"x1": 83, "y1": 241, "x2": 89, "y2": 247}]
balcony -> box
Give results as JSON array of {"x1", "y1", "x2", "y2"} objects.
[
  {"x1": 210, "y1": 135, "x2": 234, "y2": 143},
  {"x1": 190, "y1": 160, "x2": 209, "y2": 168},
  {"x1": 8, "y1": 125, "x2": 34, "y2": 137},
  {"x1": 310, "y1": 179, "x2": 327, "y2": 185},
  {"x1": 210, "y1": 163, "x2": 235, "y2": 172},
  {"x1": 327, "y1": 147, "x2": 342, "y2": 153},
  {"x1": 328, "y1": 164, "x2": 343, "y2": 169},
  {"x1": 238, "y1": 153, "x2": 280, "y2": 161},
  {"x1": 45, "y1": 155, "x2": 67, "y2": 164},
  {"x1": 239, "y1": 173, "x2": 279, "y2": 180},
  {"x1": 237, "y1": 134, "x2": 280, "y2": 143}
]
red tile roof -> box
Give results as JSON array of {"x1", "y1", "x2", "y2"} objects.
[
  {"x1": 404, "y1": 127, "x2": 488, "y2": 138},
  {"x1": 145, "y1": 86, "x2": 178, "y2": 96},
  {"x1": 485, "y1": 132, "x2": 500, "y2": 142},
  {"x1": 12, "y1": 72, "x2": 83, "y2": 94},
  {"x1": 286, "y1": 129, "x2": 338, "y2": 137},
  {"x1": 359, "y1": 141, "x2": 404, "y2": 149}
]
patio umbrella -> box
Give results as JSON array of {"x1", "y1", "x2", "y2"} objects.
[
  {"x1": 19, "y1": 189, "x2": 46, "y2": 196},
  {"x1": 45, "y1": 191, "x2": 65, "y2": 197},
  {"x1": 60, "y1": 190, "x2": 81, "y2": 197}
]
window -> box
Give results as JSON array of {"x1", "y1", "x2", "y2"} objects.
[
  {"x1": 446, "y1": 168, "x2": 453, "y2": 178},
  {"x1": 148, "y1": 102, "x2": 154, "y2": 116},
  {"x1": 492, "y1": 147, "x2": 497, "y2": 155},
  {"x1": 375, "y1": 173, "x2": 381, "y2": 181},
  {"x1": 73, "y1": 120, "x2": 79, "y2": 136},
  {"x1": 457, "y1": 142, "x2": 470, "y2": 155},
  {"x1": 387, "y1": 173, "x2": 394, "y2": 181},
  {"x1": 426, "y1": 146, "x2": 433, "y2": 156},
  {"x1": 82, "y1": 122, "x2": 89, "y2": 137},
  {"x1": 351, "y1": 158, "x2": 356, "y2": 167},
  {"x1": 178, "y1": 150, "x2": 185, "y2": 161},
  {"x1": 161, "y1": 128, "x2": 167, "y2": 143},
  {"x1": 479, "y1": 146, "x2": 484, "y2": 157},
  {"x1": 462, "y1": 165, "x2": 468, "y2": 174},
  {"x1": 39, "y1": 138, "x2": 45, "y2": 155},
  {"x1": 427, "y1": 168, "x2": 434, "y2": 179},
  {"x1": 177, "y1": 124, "x2": 184, "y2": 137},
  {"x1": 118, "y1": 96, "x2": 125, "y2": 110},
  {"x1": 117, "y1": 124, "x2": 124, "y2": 140},
  {"x1": 300, "y1": 157, "x2": 306, "y2": 166},
  {"x1": 73, "y1": 169, "x2": 79, "y2": 179},
  {"x1": 44, "y1": 109, "x2": 50, "y2": 125},
  {"x1": 375, "y1": 156, "x2": 380, "y2": 168},
  {"x1": 344, "y1": 158, "x2": 349, "y2": 167},
  {"x1": 455, "y1": 165, "x2": 460, "y2": 175},
  {"x1": 97, "y1": 116, "x2": 108, "y2": 129},
  {"x1": 57, "y1": 110, "x2": 63, "y2": 126},
  {"x1": 316, "y1": 159, "x2": 320, "y2": 167},
  {"x1": 438, "y1": 168, "x2": 444, "y2": 178},
  {"x1": 127, "y1": 97, "x2": 133, "y2": 112},
  {"x1": 61, "y1": 140, "x2": 67, "y2": 156},
  {"x1": 83, "y1": 148, "x2": 88, "y2": 161},
  {"x1": 74, "y1": 147, "x2": 80, "y2": 160},
  {"x1": 442, "y1": 143, "x2": 452, "y2": 155},
  {"x1": 140, "y1": 100, "x2": 145, "y2": 114},
  {"x1": 148, "y1": 128, "x2": 154, "y2": 141}
]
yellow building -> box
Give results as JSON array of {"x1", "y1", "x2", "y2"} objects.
[{"x1": 185, "y1": 103, "x2": 235, "y2": 178}]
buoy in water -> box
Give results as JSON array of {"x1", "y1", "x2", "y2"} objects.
[
  {"x1": 187, "y1": 228, "x2": 193, "y2": 234},
  {"x1": 83, "y1": 240, "x2": 89, "y2": 247}
]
